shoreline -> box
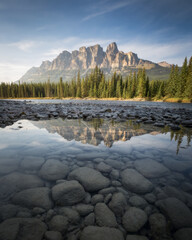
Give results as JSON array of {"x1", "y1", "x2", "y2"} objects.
[{"x1": 0, "y1": 97, "x2": 191, "y2": 103}]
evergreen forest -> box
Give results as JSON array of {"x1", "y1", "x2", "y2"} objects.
[{"x1": 0, "y1": 56, "x2": 192, "y2": 101}]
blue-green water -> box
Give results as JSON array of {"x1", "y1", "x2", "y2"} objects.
[{"x1": 0, "y1": 118, "x2": 192, "y2": 239}]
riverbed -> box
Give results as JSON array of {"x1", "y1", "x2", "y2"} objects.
[{"x1": 0, "y1": 100, "x2": 192, "y2": 240}]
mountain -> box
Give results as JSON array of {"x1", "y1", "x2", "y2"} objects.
[{"x1": 18, "y1": 42, "x2": 172, "y2": 83}]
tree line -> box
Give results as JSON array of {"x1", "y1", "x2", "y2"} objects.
[{"x1": 0, "y1": 56, "x2": 191, "y2": 100}]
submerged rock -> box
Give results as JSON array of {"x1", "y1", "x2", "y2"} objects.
[
  {"x1": 0, "y1": 172, "x2": 44, "y2": 201},
  {"x1": 109, "y1": 192, "x2": 127, "y2": 216},
  {"x1": 174, "y1": 228, "x2": 192, "y2": 240},
  {"x1": 156, "y1": 197, "x2": 192, "y2": 229},
  {"x1": 48, "y1": 215, "x2": 68, "y2": 234},
  {"x1": 68, "y1": 167, "x2": 110, "y2": 192},
  {"x1": 39, "y1": 159, "x2": 69, "y2": 181},
  {"x1": 122, "y1": 207, "x2": 148, "y2": 232},
  {"x1": 52, "y1": 180, "x2": 85, "y2": 206},
  {"x1": 121, "y1": 169, "x2": 153, "y2": 194},
  {"x1": 0, "y1": 218, "x2": 47, "y2": 240},
  {"x1": 95, "y1": 203, "x2": 117, "y2": 227},
  {"x1": 12, "y1": 187, "x2": 53, "y2": 210},
  {"x1": 134, "y1": 159, "x2": 169, "y2": 178},
  {"x1": 80, "y1": 226, "x2": 124, "y2": 240}
]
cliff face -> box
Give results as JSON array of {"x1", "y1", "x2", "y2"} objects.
[{"x1": 18, "y1": 42, "x2": 171, "y2": 83}]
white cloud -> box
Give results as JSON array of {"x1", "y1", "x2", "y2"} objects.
[
  {"x1": 8, "y1": 40, "x2": 40, "y2": 51},
  {"x1": 0, "y1": 62, "x2": 31, "y2": 83},
  {"x1": 82, "y1": 0, "x2": 135, "y2": 21}
]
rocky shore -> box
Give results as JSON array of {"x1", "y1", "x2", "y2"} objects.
[
  {"x1": 0, "y1": 100, "x2": 192, "y2": 128},
  {"x1": 0, "y1": 100, "x2": 192, "y2": 240}
]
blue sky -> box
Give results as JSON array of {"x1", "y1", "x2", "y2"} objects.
[{"x1": 0, "y1": 0, "x2": 192, "y2": 82}]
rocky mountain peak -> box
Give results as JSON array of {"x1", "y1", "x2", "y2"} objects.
[
  {"x1": 106, "y1": 42, "x2": 119, "y2": 55},
  {"x1": 19, "y1": 42, "x2": 171, "y2": 83}
]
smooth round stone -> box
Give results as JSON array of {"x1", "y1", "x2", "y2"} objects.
[
  {"x1": 80, "y1": 226, "x2": 124, "y2": 240},
  {"x1": 109, "y1": 192, "x2": 127, "y2": 217},
  {"x1": 129, "y1": 196, "x2": 148, "y2": 209},
  {"x1": 126, "y1": 235, "x2": 149, "y2": 240},
  {"x1": 0, "y1": 218, "x2": 47, "y2": 240},
  {"x1": 12, "y1": 187, "x2": 53, "y2": 210},
  {"x1": 39, "y1": 160, "x2": 69, "y2": 181},
  {"x1": 134, "y1": 159, "x2": 170, "y2": 178},
  {"x1": 91, "y1": 194, "x2": 104, "y2": 205},
  {"x1": 96, "y1": 162, "x2": 112, "y2": 173},
  {"x1": 156, "y1": 198, "x2": 192, "y2": 229},
  {"x1": 52, "y1": 180, "x2": 86, "y2": 206},
  {"x1": 121, "y1": 169, "x2": 153, "y2": 194},
  {"x1": 122, "y1": 207, "x2": 148, "y2": 232},
  {"x1": 0, "y1": 172, "x2": 44, "y2": 201},
  {"x1": 58, "y1": 207, "x2": 80, "y2": 224},
  {"x1": 44, "y1": 231, "x2": 63, "y2": 240},
  {"x1": 84, "y1": 213, "x2": 95, "y2": 226},
  {"x1": 174, "y1": 228, "x2": 192, "y2": 240},
  {"x1": 68, "y1": 167, "x2": 110, "y2": 192},
  {"x1": 48, "y1": 215, "x2": 68, "y2": 234},
  {"x1": 72, "y1": 204, "x2": 94, "y2": 216},
  {"x1": 20, "y1": 156, "x2": 45, "y2": 170},
  {"x1": 95, "y1": 203, "x2": 117, "y2": 227},
  {"x1": 149, "y1": 213, "x2": 167, "y2": 237}
]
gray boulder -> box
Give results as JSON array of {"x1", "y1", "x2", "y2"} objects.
[
  {"x1": 48, "y1": 215, "x2": 68, "y2": 234},
  {"x1": 134, "y1": 159, "x2": 169, "y2": 178},
  {"x1": 126, "y1": 236, "x2": 149, "y2": 240},
  {"x1": 174, "y1": 228, "x2": 192, "y2": 240},
  {"x1": 73, "y1": 204, "x2": 94, "y2": 216},
  {"x1": 80, "y1": 226, "x2": 124, "y2": 240},
  {"x1": 156, "y1": 197, "x2": 192, "y2": 229},
  {"x1": 122, "y1": 207, "x2": 148, "y2": 232},
  {"x1": 0, "y1": 218, "x2": 47, "y2": 240},
  {"x1": 20, "y1": 156, "x2": 45, "y2": 170},
  {"x1": 109, "y1": 192, "x2": 127, "y2": 216},
  {"x1": 121, "y1": 169, "x2": 153, "y2": 194},
  {"x1": 39, "y1": 160, "x2": 69, "y2": 181},
  {"x1": 0, "y1": 172, "x2": 44, "y2": 201},
  {"x1": 129, "y1": 196, "x2": 148, "y2": 209},
  {"x1": 44, "y1": 231, "x2": 63, "y2": 240},
  {"x1": 58, "y1": 207, "x2": 80, "y2": 224},
  {"x1": 95, "y1": 203, "x2": 117, "y2": 227},
  {"x1": 68, "y1": 167, "x2": 110, "y2": 192},
  {"x1": 12, "y1": 187, "x2": 53, "y2": 210},
  {"x1": 52, "y1": 180, "x2": 85, "y2": 206}
]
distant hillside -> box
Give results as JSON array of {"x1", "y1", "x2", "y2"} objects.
[{"x1": 18, "y1": 42, "x2": 172, "y2": 83}]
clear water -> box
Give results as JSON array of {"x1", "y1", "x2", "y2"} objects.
[{"x1": 0, "y1": 118, "x2": 192, "y2": 239}]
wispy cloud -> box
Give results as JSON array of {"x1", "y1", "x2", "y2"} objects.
[
  {"x1": 82, "y1": 0, "x2": 134, "y2": 21},
  {"x1": 8, "y1": 40, "x2": 41, "y2": 51},
  {"x1": 0, "y1": 62, "x2": 30, "y2": 83}
]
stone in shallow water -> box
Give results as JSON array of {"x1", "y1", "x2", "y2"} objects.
[
  {"x1": 121, "y1": 169, "x2": 153, "y2": 194},
  {"x1": 174, "y1": 228, "x2": 192, "y2": 240},
  {"x1": 109, "y1": 192, "x2": 127, "y2": 217},
  {"x1": 122, "y1": 207, "x2": 148, "y2": 232},
  {"x1": 91, "y1": 194, "x2": 104, "y2": 205},
  {"x1": 105, "y1": 159, "x2": 124, "y2": 170},
  {"x1": 0, "y1": 218, "x2": 47, "y2": 240},
  {"x1": 156, "y1": 197, "x2": 192, "y2": 229},
  {"x1": 48, "y1": 215, "x2": 68, "y2": 234},
  {"x1": 163, "y1": 158, "x2": 192, "y2": 172},
  {"x1": 134, "y1": 159, "x2": 169, "y2": 178},
  {"x1": 20, "y1": 156, "x2": 45, "y2": 170},
  {"x1": 95, "y1": 203, "x2": 117, "y2": 227},
  {"x1": 0, "y1": 157, "x2": 20, "y2": 175},
  {"x1": 44, "y1": 231, "x2": 63, "y2": 240},
  {"x1": 58, "y1": 207, "x2": 80, "y2": 224},
  {"x1": 39, "y1": 159, "x2": 69, "y2": 181},
  {"x1": 80, "y1": 226, "x2": 124, "y2": 240},
  {"x1": 149, "y1": 213, "x2": 168, "y2": 239},
  {"x1": 68, "y1": 167, "x2": 110, "y2": 192},
  {"x1": 126, "y1": 235, "x2": 149, "y2": 240},
  {"x1": 96, "y1": 162, "x2": 112, "y2": 173},
  {"x1": 84, "y1": 213, "x2": 95, "y2": 226},
  {"x1": 0, "y1": 172, "x2": 44, "y2": 201},
  {"x1": 12, "y1": 187, "x2": 53, "y2": 210},
  {"x1": 73, "y1": 204, "x2": 94, "y2": 216},
  {"x1": 52, "y1": 180, "x2": 85, "y2": 206},
  {"x1": 129, "y1": 196, "x2": 148, "y2": 209}
]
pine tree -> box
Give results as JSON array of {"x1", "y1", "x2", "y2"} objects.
[{"x1": 176, "y1": 57, "x2": 188, "y2": 98}]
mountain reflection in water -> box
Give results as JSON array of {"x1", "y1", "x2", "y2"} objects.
[{"x1": 33, "y1": 118, "x2": 191, "y2": 153}]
